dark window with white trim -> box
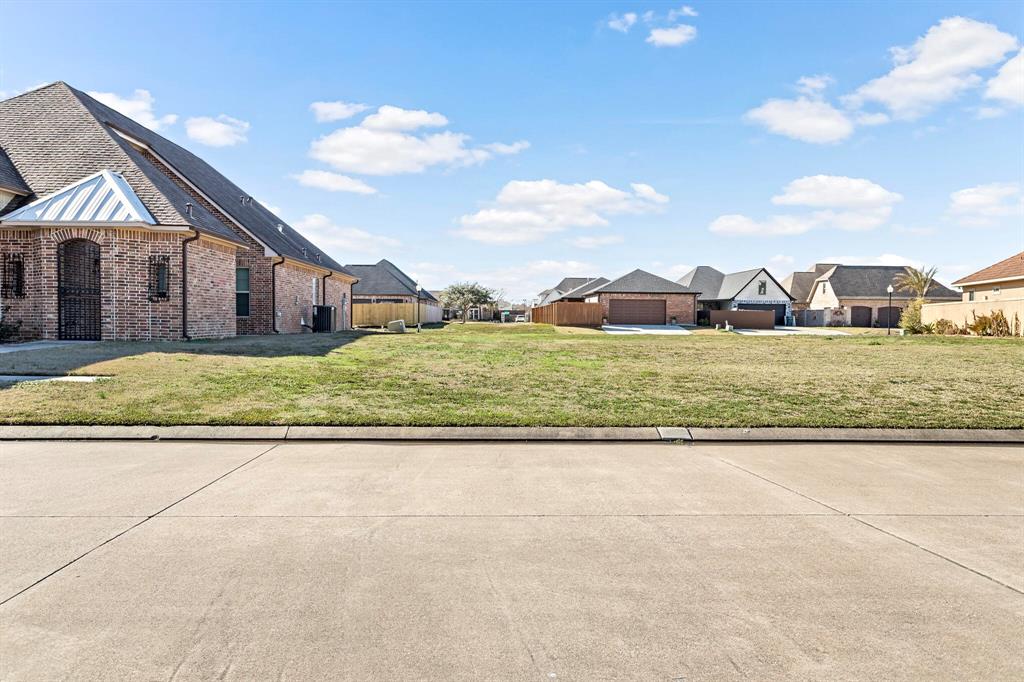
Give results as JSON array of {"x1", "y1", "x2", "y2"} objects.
[
  {"x1": 148, "y1": 255, "x2": 169, "y2": 301},
  {"x1": 968, "y1": 291, "x2": 975, "y2": 301},
  {"x1": 758, "y1": 280, "x2": 767, "y2": 295},
  {"x1": 236, "y1": 267, "x2": 250, "y2": 317},
  {"x1": 2, "y1": 253, "x2": 26, "y2": 298}
]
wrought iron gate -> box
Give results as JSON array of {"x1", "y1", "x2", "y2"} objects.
[{"x1": 58, "y1": 239, "x2": 101, "y2": 340}]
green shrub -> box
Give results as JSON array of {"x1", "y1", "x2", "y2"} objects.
[{"x1": 899, "y1": 299, "x2": 926, "y2": 334}]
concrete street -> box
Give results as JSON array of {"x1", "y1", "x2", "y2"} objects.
[{"x1": 1, "y1": 440, "x2": 1021, "y2": 680}]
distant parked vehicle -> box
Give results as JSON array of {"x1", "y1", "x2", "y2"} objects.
[{"x1": 514, "y1": 314, "x2": 527, "y2": 323}]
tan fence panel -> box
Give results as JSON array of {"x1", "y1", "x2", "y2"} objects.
[
  {"x1": 710, "y1": 309, "x2": 775, "y2": 329},
  {"x1": 530, "y1": 302, "x2": 603, "y2": 327},
  {"x1": 353, "y1": 302, "x2": 417, "y2": 327}
]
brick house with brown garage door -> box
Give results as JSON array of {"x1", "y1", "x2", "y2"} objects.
[
  {"x1": 584, "y1": 269, "x2": 700, "y2": 325},
  {"x1": 0, "y1": 82, "x2": 358, "y2": 341}
]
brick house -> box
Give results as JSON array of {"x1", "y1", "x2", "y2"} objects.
[
  {"x1": 790, "y1": 263, "x2": 958, "y2": 327},
  {"x1": 584, "y1": 269, "x2": 699, "y2": 325},
  {"x1": 0, "y1": 82, "x2": 358, "y2": 341}
]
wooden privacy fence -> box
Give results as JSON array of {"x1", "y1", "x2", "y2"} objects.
[
  {"x1": 710, "y1": 309, "x2": 775, "y2": 330},
  {"x1": 354, "y1": 302, "x2": 445, "y2": 327},
  {"x1": 353, "y1": 302, "x2": 416, "y2": 327},
  {"x1": 531, "y1": 301, "x2": 603, "y2": 327}
]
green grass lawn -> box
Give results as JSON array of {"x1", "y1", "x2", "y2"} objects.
[{"x1": 0, "y1": 323, "x2": 1021, "y2": 428}]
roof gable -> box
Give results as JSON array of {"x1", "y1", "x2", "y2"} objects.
[
  {"x1": 0, "y1": 82, "x2": 243, "y2": 244},
  {"x1": 953, "y1": 251, "x2": 1024, "y2": 285},
  {"x1": 2, "y1": 169, "x2": 155, "y2": 224},
  {"x1": 68, "y1": 86, "x2": 351, "y2": 272}
]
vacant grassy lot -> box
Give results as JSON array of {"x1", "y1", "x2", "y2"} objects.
[{"x1": 0, "y1": 323, "x2": 1021, "y2": 427}]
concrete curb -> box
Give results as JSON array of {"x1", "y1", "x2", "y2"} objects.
[{"x1": 0, "y1": 425, "x2": 1019, "y2": 443}]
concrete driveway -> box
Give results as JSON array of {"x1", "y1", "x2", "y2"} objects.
[
  {"x1": 601, "y1": 324, "x2": 692, "y2": 334},
  {"x1": 1, "y1": 440, "x2": 1021, "y2": 680}
]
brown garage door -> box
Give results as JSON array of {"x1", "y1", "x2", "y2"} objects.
[
  {"x1": 608, "y1": 299, "x2": 665, "y2": 324},
  {"x1": 850, "y1": 306, "x2": 872, "y2": 327}
]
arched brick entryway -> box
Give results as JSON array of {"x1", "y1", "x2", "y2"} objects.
[{"x1": 57, "y1": 239, "x2": 101, "y2": 340}]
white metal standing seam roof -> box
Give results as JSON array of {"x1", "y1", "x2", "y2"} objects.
[{"x1": 0, "y1": 169, "x2": 155, "y2": 225}]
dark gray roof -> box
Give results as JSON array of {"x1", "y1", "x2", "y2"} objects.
[
  {"x1": 1, "y1": 82, "x2": 353, "y2": 274},
  {"x1": 782, "y1": 271, "x2": 817, "y2": 303},
  {"x1": 0, "y1": 147, "x2": 30, "y2": 195},
  {"x1": 592, "y1": 269, "x2": 699, "y2": 295},
  {"x1": 554, "y1": 277, "x2": 593, "y2": 292},
  {"x1": 818, "y1": 265, "x2": 959, "y2": 300},
  {"x1": 347, "y1": 259, "x2": 435, "y2": 300},
  {"x1": 548, "y1": 277, "x2": 609, "y2": 302},
  {"x1": 677, "y1": 266, "x2": 724, "y2": 301}
]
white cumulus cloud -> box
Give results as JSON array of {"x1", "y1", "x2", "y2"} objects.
[
  {"x1": 185, "y1": 115, "x2": 250, "y2": 147},
  {"x1": 710, "y1": 175, "x2": 901, "y2": 236},
  {"x1": 456, "y1": 179, "x2": 669, "y2": 244},
  {"x1": 947, "y1": 182, "x2": 1023, "y2": 227},
  {"x1": 308, "y1": 105, "x2": 525, "y2": 176},
  {"x1": 746, "y1": 95, "x2": 854, "y2": 144},
  {"x1": 292, "y1": 170, "x2": 378, "y2": 195},
  {"x1": 845, "y1": 17, "x2": 1019, "y2": 120},
  {"x1": 88, "y1": 89, "x2": 178, "y2": 131},
  {"x1": 985, "y1": 49, "x2": 1024, "y2": 106},
  {"x1": 310, "y1": 100, "x2": 369, "y2": 122},
  {"x1": 293, "y1": 214, "x2": 400, "y2": 259},
  {"x1": 646, "y1": 24, "x2": 697, "y2": 47}
]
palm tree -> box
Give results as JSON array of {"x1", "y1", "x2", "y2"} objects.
[{"x1": 894, "y1": 265, "x2": 938, "y2": 300}]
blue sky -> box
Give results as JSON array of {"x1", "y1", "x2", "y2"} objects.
[{"x1": 2, "y1": 1, "x2": 1022, "y2": 301}]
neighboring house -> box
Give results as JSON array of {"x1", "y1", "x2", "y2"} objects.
[
  {"x1": 922, "y1": 251, "x2": 1024, "y2": 333},
  {"x1": 678, "y1": 266, "x2": 794, "y2": 325},
  {"x1": 553, "y1": 277, "x2": 610, "y2": 302},
  {"x1": 345, "y1": 259, "x2": 441, "y2": 325},
  {"x1": 795, "y1": 263, "x2": 959, "y2": 327},
  {"x1": 535, "y1": 276, "x2": 604, "y2": 305},
  {"x1": 0, "y1": 82, "x2": 357, "y2": 341},
  {"x1": 781, "y1": 264, "x2": 835, "y2": 313},
  {"x1": 584, "y1": 269, "x2": 700, "y2": 325}
]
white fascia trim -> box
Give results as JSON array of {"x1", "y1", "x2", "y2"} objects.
[
  {"x1": 956, "y1": 275, "x2": 1024, "y2": 287},
  {"x1": 110, "y1": 127, "x2": 278, "y2": 257}
]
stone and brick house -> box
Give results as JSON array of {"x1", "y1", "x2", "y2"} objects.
[
  {"x1": 789, "y1": 263, "x2": 958, "y2": 327},
  {"x1": 678, "y1": 266, "x2": 795, "y2": 325},
  {"x1": 0, "y1": 82, "x2": 358, "y2": 342},
  {"x1": 584, "y1": 269, "x2": 699, "y2": 325}
]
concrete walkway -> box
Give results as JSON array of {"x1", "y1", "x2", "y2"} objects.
[
  {"x1": 1, "y1": 440, "x2": 1021, "y2": 679},
  {"x1": 0, "y1": 340, "x2": 98, "y2": 354}
]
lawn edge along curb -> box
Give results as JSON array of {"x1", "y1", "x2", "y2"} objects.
[{"x1": 0, "y1": 425, "x2": 1020, "y2": 443}]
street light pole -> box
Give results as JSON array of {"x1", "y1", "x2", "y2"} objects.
[{"x1": 886, "y1": 284, "x2": 894, "y2": 335}]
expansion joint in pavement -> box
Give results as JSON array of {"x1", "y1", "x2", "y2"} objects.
[
  {"x1": 709, "y1": 455, "x2": 1024, "y2": 596},
  {"x1": 0, "y1": 443, "x2": 279, "y2": 608}
]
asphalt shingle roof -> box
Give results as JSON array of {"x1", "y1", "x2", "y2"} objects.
[
  {"x1": 952, "y1": 251, "x2": 1024, "y2": 285},
  {"x1": 1, "y1": 82, "x2": 354, "y2": 274},
  {"x1": 554, "y1": 277, "x2": 594, "y2": 293},
  {"x1": 816, "y1": 265, "x2": 959, "y2": 300},
  {"x1": 347, "y1": 259, "x2": 436, "y2": 300},
  {"x1": 591, "y1": 269, "x2": 699, "y2": 295},
  {"x1": 0, "y1": 147, "x2": 30, "y2": 196},
  {"x1": 677, "y1": 266, "x2": 724, "y2": 301},
  {"x1": 782, "y1": 271, "x2": 817, "y2": 303}
]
